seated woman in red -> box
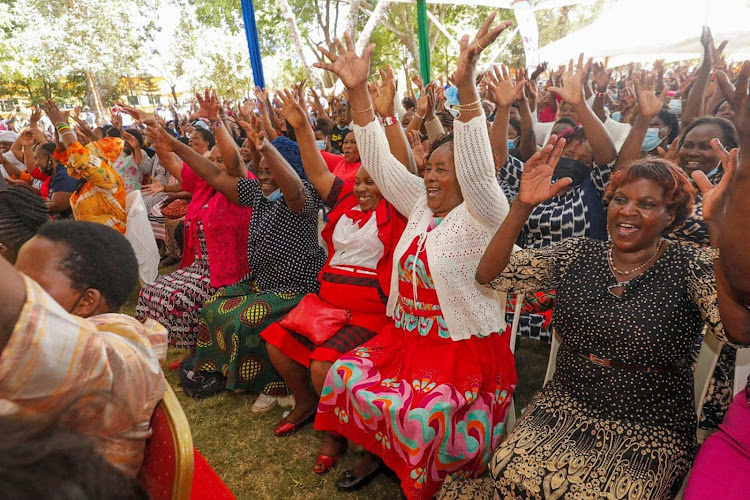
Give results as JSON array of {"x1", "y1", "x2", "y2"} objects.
[{"x1": 262, "y1": 88, "x2": 406, "y2": 444}]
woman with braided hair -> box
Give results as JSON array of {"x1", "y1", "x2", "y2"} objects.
[{"x1": 0, "y1": 185, "x2": 49, "y2": 263}]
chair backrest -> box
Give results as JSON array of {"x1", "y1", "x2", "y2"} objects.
[
  {"x1": 543, "y1": 326, "x2": 719, "y2": 425},
  {"x1": 734, "y1": 345, "x2": 750, "y2": 396},
  {"x1": 138, "y1": 384, "x2": 194, "y2": 500}
]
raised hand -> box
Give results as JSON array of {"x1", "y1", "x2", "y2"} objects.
[
  {"x1": 30, "y1": 107, "x2": 42, "y2": 126},
  {"x1": 724, "y1": 61, "x2": 750, "y2": 144},
  {"x1": 115, "y1": 102, "x2": 155, "y2": 125},
  {"x1": 700, "y1": 26, "x2": 728, "y2": 68},
  {"x1": 454, "y1": 13, "x2": 513, "y2": 89},
  {"x1": 44, "y1": 99, "x2": 70, "y2": 125},
  {"x1": 19, "y1": 129, "x2": 35, "y2": 147},
  {"x1": 238, "y1": 99, "x2": 255, "y2": 122},
  {"x1": 73, "y1": 106, "x2": 81, "y2": 120},
  {"x1": 634, "y1": 75, "x2": 667, "y2": 118},
  {"x1": 196, "y1": 88, "x2": 221, "y2": 122},
  {"x1": 111, "y1": 111, "x2": 123, "y2": 131},
  {"x1": 517, "y1": 135, "x2": 571, "y2": 206},
  {"x1": 487, "y1": 64, "x2": 525, "y2": 107},
  {"x1": 407, "y1": 129, "x2": 427, "y2": 170},
  {"x1": 145, "y1": 124, "x2": 177, "y2": 153},
  {"x1": 239, "y1": 112, "x2": 265, "y2": 150},
  {"x1": 121, "y1": 130, "x2": 140, "y2": 151},
  {"x1": 277, "y1": 88, "x2": 310, "y2": 130},
  {"x1": 592, "y1": 62, "x2": 612, "y2": 91},
  {"x1": 530, "y1": 62, "x2": 548, "y2": 82},
  {"x1": 371, "y1": 65, "x2": 397, "y2": 117},
  {"x1": 254, "y1": 86, "x2": 268, "y2": 105},
  {"x1": 548, "y1": 53, "x2": 592, "y2": 106},
  {"x1": 314, "y1": 32, "x2": 375, "y2": 90},
  {"x1": 693, "y1": 138, "x2": 737, "y2": 221},
  {"x1": 656, "y1": 136, "x2": 681, "y2": 162}
]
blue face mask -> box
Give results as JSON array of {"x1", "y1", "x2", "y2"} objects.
[
  {"x1": 507, "y1": 139, "x2": 517, "y2": 150},
  {"x1": 315, "y1": 140, "x2": 326, "y2": 150},
  {"x1": 264, "y1": 188, "x2": 282, "y2": 202},
  {"x1": 611, "y1": 111, "x2": 621, "y2": 122},
  {"x1": 669, "y1": 99, "x2": 682, "y2": 115},
  {"x1": 641, "y1": 127, "x2": 664, "y2": 152},
  {"x1": 611, "y1": 92, "x2": 618, "y2": 100}
]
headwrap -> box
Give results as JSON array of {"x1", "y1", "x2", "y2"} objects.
[{"x1": 271, "y1": 136, "x2": 308, "y2": 181}]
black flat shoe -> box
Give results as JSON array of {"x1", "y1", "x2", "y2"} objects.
[{"x1": 335, "y1": 465, "x2": 381, "y2": 492}]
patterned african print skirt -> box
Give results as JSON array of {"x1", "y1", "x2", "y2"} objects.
[
  {"x1": 261, "y1": 265, "x2": 390, "y2": 367},
  {"x1": 136, "y1": 223, "x2": 215, "y2": 350},
  {"x1": 438, "y1": 380, "x2": 693, "y2": 500},
  {"x1": 314, "y1": 236, "x2": 517, "y2": 500},
  {"x1": 194, "y1": 281, "x2": 304, "y2": 394}
]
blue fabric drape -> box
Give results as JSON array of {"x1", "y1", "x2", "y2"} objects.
[{"x1": 240, "y1": 0, "x2": 266, "y2": 88}]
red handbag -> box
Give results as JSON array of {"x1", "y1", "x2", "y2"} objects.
[{"x1": 279, "y1": 294, "x2": 351, "y2": 345}]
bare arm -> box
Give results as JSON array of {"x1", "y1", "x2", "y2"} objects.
[
  {"x1": 371, "y1": 66, "x2": 417, "y2": 174},
  {"x1": 278, "y1": 88, "x2": 336, "y2": 200},
  {"x1": 0, "y1": 254, "x2": 26, "y2": 353},
  {"x1": 146, "y1": 125, "x2": 240, "y2": 204},
  {"x1": 518, "y1": 90, "x2": 538, "y2": 161}
]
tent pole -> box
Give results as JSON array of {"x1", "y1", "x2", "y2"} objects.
[
  {"x1": 417, "y1": 0, "x2": 431, "y2": 83},
  {"x1": 240, "y1": 0, "x2": 266, "y2": 88}
]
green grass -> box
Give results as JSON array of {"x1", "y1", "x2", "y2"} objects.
[{"x1": 123, "y1": 274, "x2": 549, "y2": 500}]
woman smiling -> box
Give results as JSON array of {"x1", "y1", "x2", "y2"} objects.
[
  {"x1": 442, "y1": 137, "x2": 750, "y2": 499},
  {"x1": 309, "y1": 14, "x2": 516, "y2": 499}
]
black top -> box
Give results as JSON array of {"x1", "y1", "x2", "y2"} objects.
[
  {"x1": 491, "y1": 237, "x2": 727, "y2": 437},
  {"x1": 237, "y1": 177, "x2": 325, "y2": 294}
]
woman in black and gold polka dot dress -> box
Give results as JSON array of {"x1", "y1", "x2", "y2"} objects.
[{"x1": 438, "y1": 138, "x2": 750, "y2": 499}]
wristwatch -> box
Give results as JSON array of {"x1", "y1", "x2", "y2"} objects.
[{"x1": 381, "y1": 114, "x2": 399, "y2": 127}]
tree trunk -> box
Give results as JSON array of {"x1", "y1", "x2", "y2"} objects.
[
  {"x1": 276, "y1": 0, "x2": 324, "y2": 89},
  {"x1": 171, "y1": 85, "x2": 178, "y2": 104},
  {"x1": 345, "y1": 0, "x2": 361, "y2": 37},
  {"x1": 85, "y1": 71, "x2": 107, "y2": 124},
  {"x1": 355, "y1": 0, "x2": 391, "y2": 54}
]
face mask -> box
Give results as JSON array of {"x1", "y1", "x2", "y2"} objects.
[
  {"x1": 263, "y1": 188, "x2": 282, "y2": 202},
  {"x1": 507, "y1": 139, "x2": 517, "y2": 150},
  {"x1": 611, "y1": 92, "x2": 618, "y2": 100},
  {"x1": 553, "y1": 157, "x2": 590, "y2": 187},
  {"x1": 669, "y1": 99, "x2": 682, "y2": 115},
  {"x1": 316, "y1": 140, "x2": 326, "y2": 150},
  {"x1": 611, "y1": 111, "x2": 622, "y2": 122},
  {"x1": 641, "y1": 127, "x2": 664, "y2": 152}
]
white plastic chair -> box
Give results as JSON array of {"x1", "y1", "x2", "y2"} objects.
[
  {"x1": 733, "y1": 346, "x2": 750, "y2": 396},
  {"x1": 504, "y1": 293, "x2": 525, "y2": 433},
  {"x1": 125, "y1": 190, "x2": 160, "y2": 284}
]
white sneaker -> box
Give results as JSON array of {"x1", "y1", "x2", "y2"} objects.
[
  {"x1": 277, "y1": 395, "x2": 296, "y2": 409},
  {"x1": 251, "y1": 393, "x2": 278, "y2": 413}
]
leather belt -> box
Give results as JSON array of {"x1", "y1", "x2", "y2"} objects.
[{"x1": 560, "y1": 342, "x2": 686, "y2": 374}]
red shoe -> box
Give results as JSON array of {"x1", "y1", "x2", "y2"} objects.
[
  {"x1": 313, "y1": 453, "x2": 340, "y2": 475},
  {"x1": 273, "y1": 410, "x2": 316, "y2": 437}
]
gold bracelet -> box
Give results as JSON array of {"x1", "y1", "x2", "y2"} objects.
[
  {"x1": 457, "y1": 104, "x2": 482, "y2": 113},
  {"x1": 455, "y1": 99, "x2": 481, "y2": 110},
  {"x1": 351, "y1": 103, "x2": 373, "y2": 114}
]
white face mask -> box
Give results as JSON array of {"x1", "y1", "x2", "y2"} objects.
[{"x1": 669, "y1": 99, "x2": 682, "y2": 116}]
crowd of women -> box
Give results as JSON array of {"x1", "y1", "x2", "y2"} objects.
[{"x1": 2, "y1": 12, "x2": 750, "y2": 500}]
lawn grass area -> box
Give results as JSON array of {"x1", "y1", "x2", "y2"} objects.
[{"x1": 123, "y1": 276, "x2": 549, "y2": 500}]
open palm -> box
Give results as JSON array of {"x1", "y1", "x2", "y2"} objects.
[
  {"x1": 278, "y1": 89, "x2": 309, "y2": 130},
  {"x1": 694, "y1": 139, "x2": 737, "y2": 222},
  {"x1": 315, "y1": 33, "x2": 374, "y2": 90},
  {"x1": 517, "y1": 136, "x2": 571, "y2": 206}
]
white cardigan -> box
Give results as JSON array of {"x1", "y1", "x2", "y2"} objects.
[{"x1": 353, "y1": 115, "x2": 510, "y2": 341}]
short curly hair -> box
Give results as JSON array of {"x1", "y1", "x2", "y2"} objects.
[{"x1": 605, "y1": 158, "x2": 695, "y2": 233}]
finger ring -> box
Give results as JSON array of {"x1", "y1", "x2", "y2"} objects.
[{"x1": 475, "y1": 40, "x2": 486, "y2": 50}]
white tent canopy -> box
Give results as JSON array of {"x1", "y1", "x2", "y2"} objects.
[{"x1": 539, "y1": 0, "x2": 750, "y2": 67}]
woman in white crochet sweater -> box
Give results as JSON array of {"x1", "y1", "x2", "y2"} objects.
[{"x1": 310, "y1": 15, "x2": 517, "y2": 499}]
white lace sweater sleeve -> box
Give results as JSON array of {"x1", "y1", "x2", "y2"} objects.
[
  {"x1": 352, "y1": 118, "x2": 424, "y2": 218},
  {"x1": 453, "y1": 115, "x2": 510, "y2": 229}
]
